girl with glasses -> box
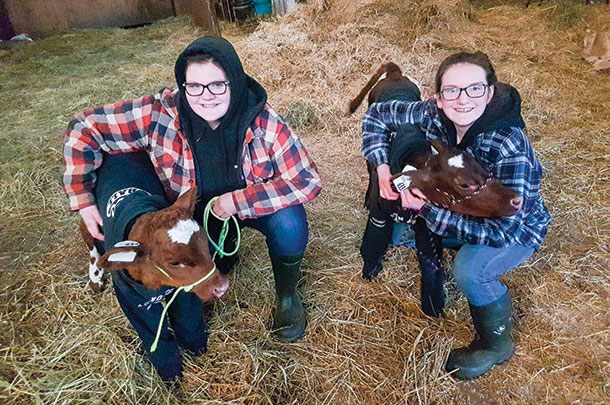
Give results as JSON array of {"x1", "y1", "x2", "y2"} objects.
[
  {"x1": 361, "y1": 51, "x2": 551, "y2": 380},
  {"x1": 63, "y1": 36, "x2": 321, "y2": 382}
]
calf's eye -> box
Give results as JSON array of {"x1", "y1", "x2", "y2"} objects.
[
  {"x1": 169, "y1": 261, "x2": 182, "y2": 267},
  {"x1": 459, "y1": 183, "x2": 471, "y2": 190}
]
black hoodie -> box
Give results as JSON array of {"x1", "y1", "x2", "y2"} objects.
[{"x1": 173, "y1": 36, "x2": 268, "y2": 208}]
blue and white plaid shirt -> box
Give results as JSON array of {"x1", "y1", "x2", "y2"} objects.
[{"x1": 362, "y1": 98, "x2": 551, "y2": 250}]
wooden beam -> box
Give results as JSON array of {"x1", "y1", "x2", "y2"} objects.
[{"x1": 173, "y1": 0, "x2": 220, "y2": 35}]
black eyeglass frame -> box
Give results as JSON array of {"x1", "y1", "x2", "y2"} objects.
[
  {"x1": 439, "y1": 83, "x2": 489, "y2": 101},
  {"x1": 182, "y1": 80, "x2": 230, "y2": 96}
]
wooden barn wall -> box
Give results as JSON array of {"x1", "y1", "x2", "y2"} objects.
[{"x1": 4, "y1": 0, "x2": 175, "y2": 38}]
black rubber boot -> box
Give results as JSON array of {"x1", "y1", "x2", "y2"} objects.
[
  {"x1": 445, "y1": 291, "x2": 514, "y2": 380},
  {"x1": 271, "y1": 253, "x2": 307, "y2": 342},
  {"x1": 413, "y1": 218, "x2": 445, "y2": 317}
]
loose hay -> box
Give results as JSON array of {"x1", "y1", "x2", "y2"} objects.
[{"x1": 1, "y1": 1, "x2": 609, "y2": 403}]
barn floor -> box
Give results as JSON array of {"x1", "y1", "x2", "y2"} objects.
[{"x1": 1, "y1": 0, "x2": 609, "y2": 403}]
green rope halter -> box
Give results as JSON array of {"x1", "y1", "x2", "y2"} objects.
[{"x1": 150, "y1": 196, "x2": 241, "y2": 353}]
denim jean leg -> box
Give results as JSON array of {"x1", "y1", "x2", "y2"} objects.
[
  {"x1": 452, "y1": 244, "x2": 535, "y2": 306},
  {"x1": 241, "y1": 204, "x2": 309, "y2": 256}
]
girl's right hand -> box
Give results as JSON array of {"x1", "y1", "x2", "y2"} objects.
[
  {"x1": 376, "y1": 163, "x2": 400, "y2": 200},
  {"x1": 79, "y1": 205, "x2": 105, "y2": 241}
]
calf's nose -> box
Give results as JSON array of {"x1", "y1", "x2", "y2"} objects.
[
  {"x1": 511, "y1": 196, "x2": 523, "y2": 210},
  {"x1": 214, "y1": 279, "x2": 229, "y2": 298}
]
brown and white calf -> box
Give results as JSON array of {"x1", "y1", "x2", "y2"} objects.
[
  {"x1": 349, "y1": 62, "x2": 522, "y2": 218},
  {"x1": 81, "y1": 187, "x2": 228, "y2": 302},
  {"x1": 351, "y1": 62, "x2": 522, "y2": 316}
]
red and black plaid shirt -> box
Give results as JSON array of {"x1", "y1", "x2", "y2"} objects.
[{"x1": 63, "y1": 88, "x2": 321, "y2": 219}]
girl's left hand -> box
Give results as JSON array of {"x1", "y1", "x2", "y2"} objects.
[
  {"x1": 400, "y1": 188, "x2": 428, "y2": 211},
  {"x1": 213, "y1": 193, "x2": 238, "y2": 218}
]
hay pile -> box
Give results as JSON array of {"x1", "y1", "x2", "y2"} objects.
[{"x1": 0, "y1": 0, "x2": 609, "y2": 403}]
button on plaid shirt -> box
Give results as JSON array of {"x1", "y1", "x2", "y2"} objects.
[
  {"x1": 362, "y1": 99, "x2": 551, "y2": 250},
  {"x1": 63, "y1": 88, "x2": 321, "y2": 219}
]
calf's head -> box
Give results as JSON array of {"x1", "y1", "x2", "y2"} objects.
[
  {"x1": 97, "y1": 188, "x2": 229, "y2": 301},
  {"x1": 392, "y1": 140, "x2": 523, "y2": 217}
]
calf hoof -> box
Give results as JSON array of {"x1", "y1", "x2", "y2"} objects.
[
  {"x1": 273, "y1": 295, "x2": 307, "y2": 342},
  {"x1": 362, "y1": 258, "x2": 383, "y2": 281},
  {"x1": 87, "y1": 279, "x2": 104, "y2": 293}
]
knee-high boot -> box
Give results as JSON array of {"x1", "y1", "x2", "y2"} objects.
[
  {"x1": 271, "y1": 253, "x2": 307, "y2": 342},
  {"x1": 445, "y1": 291, "x2": 514, "y2": 380}
]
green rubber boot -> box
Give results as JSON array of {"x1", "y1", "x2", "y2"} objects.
[
  {"x1": 445, "y1": 291, "x2": 514, "y2": 380},
  {"x1": 271, "y1": 253, "x2": 307, "y2": 342}
]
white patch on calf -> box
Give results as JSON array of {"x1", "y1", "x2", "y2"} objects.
[
  {"x1": 108, "y1": 251, "x2": 137, "y2": 262},
  {"x1": 448, "y1": 154, "x2": 465, "y2": 169},
  {"x1": 167, "y1": 219, "x2": 200, "y2": 244},
  {"x1": 378, "y1": 72, "x2": 388, "y2": 81},
  {"x1": 89, "y1": 247, "x2": 103, "y2": 285}
]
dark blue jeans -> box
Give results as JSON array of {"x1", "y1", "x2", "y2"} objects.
[
  {"x1": 452, "y1": 243, "x2": 534, "y2": 306},
  {"x1": 210, "y1": 204, "x2": 309, "y2": 272}
]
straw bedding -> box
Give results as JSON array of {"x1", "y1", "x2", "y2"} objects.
[{"x1": 0, "y1": 0, "x2": 608, "y2": 403}]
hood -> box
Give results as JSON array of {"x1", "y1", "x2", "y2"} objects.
[{"x1": 174, "y1": 36, "x2": 267, "y2": 132}]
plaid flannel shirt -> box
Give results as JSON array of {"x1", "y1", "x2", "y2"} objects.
[
  {"x1": 63, "y1": 88, "x2": 321, "y2": 219},
  {"x1": 362, "y1": 99, "x2": 551, "y2": 250}
]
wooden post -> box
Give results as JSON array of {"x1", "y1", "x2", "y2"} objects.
[{"x1": 173, "y1": 0, "x2": 220, "y2": 35}]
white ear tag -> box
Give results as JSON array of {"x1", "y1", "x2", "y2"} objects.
[
  {"x1": 107, "y1": 251, "x2": 138, "y2": 263},
  {"x1": 114, "y1": 240, "x2": 140, "y2": 248},
  {"x1": 392, "y1": 175, "x2": 412, "y2": 192},
  {"x1": 401, "y1": 164, "x2": 417, "y2": 172},
  {"x1": 430, "y1": 145, "x2": 439, "y2": 155}
]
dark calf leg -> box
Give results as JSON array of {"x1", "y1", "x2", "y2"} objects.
[
  {"x1": 413, "y1": 218, "x2": 445, "y2": 317},
  {"x1": 360, "y1": 211, "x2": 394, "y2": 280}
]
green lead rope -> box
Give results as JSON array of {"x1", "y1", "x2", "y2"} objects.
[
  {"x1": 203, "y1": 196, "x2": 241, "y2": 258},
  {"x1": 150, "y1": 197, "x2": 241, "y2": 353}
]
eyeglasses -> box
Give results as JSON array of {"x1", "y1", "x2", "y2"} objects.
[
  {"x1": 182, "y1": 81, "x2": 230, "y2": 96},
  {"x1": 440, "y1": 84, "x2": 488, "y2": 101}
]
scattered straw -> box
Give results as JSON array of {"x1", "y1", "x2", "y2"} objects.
[{"x1": 1, "y1": 1, "x2": 609, "y2": 403}]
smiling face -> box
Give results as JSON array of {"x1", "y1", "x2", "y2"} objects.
[
  {"x1": 436, "y1": 63, "x2": 494, "y2": 140},
  {"x1": 185, "y1": 61, "x2": 231, "y2": 129}
]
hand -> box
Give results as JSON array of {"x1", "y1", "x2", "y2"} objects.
[
  {"x1": 400, "y1": 187, "x2": 428, "y2": 211},
  {"x1": 212, "y1": 193, "x2": 238, "y2": 219},
  {"x1": 79, "y1": 205, "x2": 104, "y2": 241},
  {"x1": 376, "y1": 164, "x2": 399, "y2": 200}
]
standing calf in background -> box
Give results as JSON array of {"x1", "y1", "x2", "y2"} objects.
[{"x1": 349, "y1": 63, "x2": 522, "y2": 317}]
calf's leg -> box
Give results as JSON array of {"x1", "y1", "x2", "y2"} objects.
[
  {"x1": 168, "y1": 291, "x2": 210, "y2": 355},
  {"x1": 413, "y1": 218, "x2": 445, "y2": 317},
  {"x1": 111, "y1": 271, "x2": 183, "y2": 382},
  {"x1": 360, "y1": 212, "x2": 393, "y2": 280}
]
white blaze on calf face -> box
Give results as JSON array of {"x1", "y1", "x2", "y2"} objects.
[
  {"x1": 167, "y1": 219, "x2": 200, "y2": 244},
  {"x1": 448, "y1": 154, "x2": 465, "y2": 169}
]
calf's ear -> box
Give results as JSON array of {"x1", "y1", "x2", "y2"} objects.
[
  {"x1": 429, "y1": 139, "x2": 449, "y2": 156},
  {"x1": 172, "y1": 187, "x2": 198, "y2": 216},
  {"x1": 98, "y1": 241, "x2": 146, "y2": 271}
]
